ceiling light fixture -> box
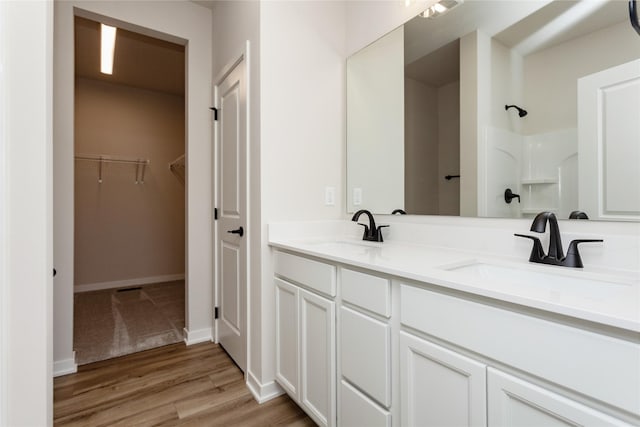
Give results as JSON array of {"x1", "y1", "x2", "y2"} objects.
[
  {"x1": 420, "y1": 0, "x2": 463, "y2": 19},
  {"x1": 100, "y1": 23, "x2": 117, "y2": 75}
]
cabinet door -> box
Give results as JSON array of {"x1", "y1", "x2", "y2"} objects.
[
  {"x1": 340, "y1": 306, "x2": 390, "y2": 407},
  {"x1": 488, "y1": 368, "x2": 632, "y2": 426},
  {"x1": 300, "y1": 288, "x2": 336, "y2": 427},
  {"x1": 400, "y1": 332, "x2": 487, "y2": 427},
  {"x1": 275, "y1": 278, "x2": 299, "y2": 398}
]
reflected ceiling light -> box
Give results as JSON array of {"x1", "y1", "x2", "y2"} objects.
[
  {"x1": 421, "y1": 0, "x2": 463, "y2": 18},
  {"x1": 100, "y1": 23, "x2": 117, "y2": 75}
]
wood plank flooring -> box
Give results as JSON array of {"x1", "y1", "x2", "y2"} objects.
[{"x1": 54, "y1": 342, "x2": 315, "y2": 426}]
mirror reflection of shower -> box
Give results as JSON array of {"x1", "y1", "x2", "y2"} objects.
[{"x1": 505, "y1": 104, "x2": 528, "y2": 118}]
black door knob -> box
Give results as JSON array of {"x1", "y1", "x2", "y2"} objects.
[{"x1": 227, "y1": 226, "x2": 244, "y2": 237}]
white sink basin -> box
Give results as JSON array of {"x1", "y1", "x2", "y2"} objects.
[
  {"x1": 443, "y1": 261, "x2": 639, "y2": 324},
  {"x1": 294, "y1": 239, "x2": 465, "y2": 269},
  {"x1": 446, "y1": 262, "x2": 630, "y2": 297}
]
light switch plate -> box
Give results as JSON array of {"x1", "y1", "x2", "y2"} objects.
[
  {"x1": 353, "y1": 188, "x2": 362, "y2": 206},
  {"x1": 325, "y1": 187, "x2": 335, "y2": 206}
]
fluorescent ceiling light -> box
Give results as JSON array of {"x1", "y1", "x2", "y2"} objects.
[
  {"x1": 421, "y1": 0, "x2": 463, "y2": 19},
  {"x1": 101, "y1": 24, "x2": 117, "y2": 75},
  {"x1": 433, "y1": 3, "x2": 447, "y2": 13}
]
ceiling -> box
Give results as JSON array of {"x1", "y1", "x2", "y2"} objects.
[
  {"x1": 75, "y1": 16, "x2": 185, "y2": 96},
  {"x1": 405, "y1": 39, "x2": 459, "y2": 87},
  {"x1": 403, "y1": 0, "x2": 628, "y2": 89}
]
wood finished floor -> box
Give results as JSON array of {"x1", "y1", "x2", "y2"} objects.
[{"x1": 54, "y1": 342, "x2": 315, "y2": 426}]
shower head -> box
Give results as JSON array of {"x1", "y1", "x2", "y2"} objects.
[{"x1": 505, "y1": 104, "x2": 528, "y2": 117}]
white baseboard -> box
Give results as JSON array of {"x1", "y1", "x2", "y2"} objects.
[
  {"x1": 74, "y1": 274, "x2": 185, "y2": 293},
  {"x1": 53, "y1": 351, "x2": 77, "y2": 377},
  {"x1": 246, "y1": 370, "x2": 284, "y2": 403},
  {"x1": 183, "y1": 327, "x2": 212, "y2": 345}
]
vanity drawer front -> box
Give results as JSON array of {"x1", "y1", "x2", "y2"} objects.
[
  {"x1": 339, "y1": 380, "x2": 390, "y2": 427},
  {"x1": 400, "y1": 283, "x2": 640, "y2": 416},
  {"x1": 275, "y1": 251, "x2": 336, "y2": 297},
  {"x1": 340, "y1": 306, "x2": 391, "y2": 407},
  {"x1": 340, "y1": 268, "x2": 390, "y2": 317}
]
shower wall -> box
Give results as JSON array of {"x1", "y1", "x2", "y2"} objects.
[
  {"x1": 74, "y1": 77, "x2": 185, "y2": 291},
  {"x1": 482, "y1": 126, "x2": 577, "y2": 219}
]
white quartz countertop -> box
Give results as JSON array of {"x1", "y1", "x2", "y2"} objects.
[{"x1": 269, "y1": 236, "x2": 640, "y2": 333}]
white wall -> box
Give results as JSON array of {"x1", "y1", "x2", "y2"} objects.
[
  {"x1": 1, "y1": 1, "x2": 53, "y2": 424},
  {"x1": 490, "y1": 38, "x2": 523, "y2": 133},
  {"x1": 259, "y1": 0, "x2": 347, "y2": 396},
  {"x1": 459, "y1": 30, "x2": 489, "y2": 217},
  {"x1": 74, "y1": 78, "x2": 185, "y2": 289},
  {"x1": 54, "y1": 0, "x2": 212, "y2": 372}
]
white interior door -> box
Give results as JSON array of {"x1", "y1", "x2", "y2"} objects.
[
  {"x1": 578, "y1": 59, "x2": 640, "y2": 221},
  {"x1": 215, "y1": 52, "x2": 247, "y2": 372}
]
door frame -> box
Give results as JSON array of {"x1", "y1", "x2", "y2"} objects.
[
  {"x1": 213, "y1": 41, "x2": 251, "y2": 374},
  {"x1": 53, "y1": 1, "x2": 213, "y2": 375}
]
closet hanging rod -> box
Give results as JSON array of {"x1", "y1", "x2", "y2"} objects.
[
  {"x1": 75, "y1": 154, "x2": 149, "y2": 165},
  {"x1": 75, "y1": 154, "x2": 150, "y2": 184}
]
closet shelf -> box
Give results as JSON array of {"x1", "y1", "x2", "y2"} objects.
[
  {"x1": 169, "y1": 154, "x2": 185, "y2": 171},
  {"x1": 75, "y1": 154, "x2": 150, "y2": 184},
  {"x1": 168, "y1": 154, "x2": 185, "y2": 185}
]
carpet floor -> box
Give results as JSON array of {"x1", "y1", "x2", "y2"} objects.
[{"x1": 74, "y1": 281, "x2": 185, "y2": 365}]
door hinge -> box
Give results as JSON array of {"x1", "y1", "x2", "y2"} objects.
[
  {"x1": 214, "y1": 306, "x2": 219, "y2": 319},
  {"x1": 209, "y1": 107, "x2": 218, "y2": 121},
  {"x1": 214, "y1": 207, "x2": 218, "y2": 220}
]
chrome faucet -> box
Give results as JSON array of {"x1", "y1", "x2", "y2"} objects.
[
  {"x1": 515, "y1": 211, "x2": 602, "y2": 268},
  {"x1": 351, "y1": 209, "x2": 388, "y2": 242}
]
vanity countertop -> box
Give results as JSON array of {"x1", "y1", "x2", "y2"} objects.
[{"x1": 269, "y1": 236, "x2": 640, "y2": 334}]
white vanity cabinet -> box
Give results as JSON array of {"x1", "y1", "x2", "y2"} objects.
[
  {"x1": 272, "y1": 247, "x2": 639, "y2": 427},
  {"x1": 339, "y1": 268, "x2": 392, "y2": 427},
  {"x1": 274, "y1": 252, "x2": 337, "y2": 427},
  {"x1": 400, "y1": 283, "x2": 637, "y2": 427},
  {"x1": 399, "y1": 331, "x2": 487, "y2": 426}
]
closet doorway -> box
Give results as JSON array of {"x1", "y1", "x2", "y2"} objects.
[{"x1": 72, "y1": 16, "x2": 186, "y2": 365}]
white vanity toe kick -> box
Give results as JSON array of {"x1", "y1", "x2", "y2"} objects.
[{"x1": 269, "y1": 239, "x2": 640, "y2": 333}]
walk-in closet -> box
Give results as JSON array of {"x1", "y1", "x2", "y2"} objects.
[{"x1": 73, "y1": 16, "x2": 186, "y2": 364}]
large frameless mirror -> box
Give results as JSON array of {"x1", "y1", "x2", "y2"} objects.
[{"x1": 347, "y1": 0, "x2": 640, "y2": 221}]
